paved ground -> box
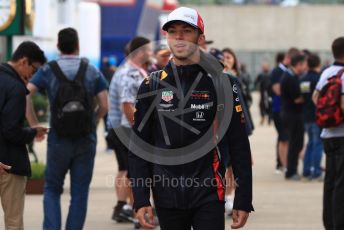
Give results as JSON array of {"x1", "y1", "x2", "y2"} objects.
[{"x1": 1, "y1": 92, "x2": 324, "y2": 229}]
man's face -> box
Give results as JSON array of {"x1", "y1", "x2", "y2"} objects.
[
  {"x1": 166, "y1": 22, "x2": 202, "y2": 60},
  {"x1": 19, "y1": 58, "x2": 41, "y2": 85},
  {"x1": 155, "y1": 50, "x2": 171, "y2": 68},
  {"x1": 295, "y1": 60, "x2": 307, "y2": 75},
  {"x1": 261, "y1": 63, "x2": 269, "y2": 73},
  {"x1": 139, "y1": 43, "x2": 153, "y2": 65}
]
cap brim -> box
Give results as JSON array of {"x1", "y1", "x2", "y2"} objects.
[
  {"x1": 157, "y1": 49, "x2": 171, "y2": 56},
  {"x1": 162, "y1": 20, "x2": 201, "y2": 33}
]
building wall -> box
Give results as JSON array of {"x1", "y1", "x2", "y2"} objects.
[
  {"x1": 184, "y1": 5, "x2": 340, "y2": 80},
  {"x1": 191, "y1": 5, "x2": 344, "y2": 52}
]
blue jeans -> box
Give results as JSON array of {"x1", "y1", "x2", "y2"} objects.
[
  {"x1": 303, "y1": 122, "x2": 323, "y2": 178},
  {"x1": 43, "y1": 130, "x2": 96, "y2": 230}
]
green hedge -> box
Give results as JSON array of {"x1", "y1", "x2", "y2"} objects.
[{"x1": 32, "y1": 93, "x2": 48, "y2": 123}]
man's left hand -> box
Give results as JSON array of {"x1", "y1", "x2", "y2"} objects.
[{"x1": 231, "y1": 209, "x2": 249, "y2": 229}]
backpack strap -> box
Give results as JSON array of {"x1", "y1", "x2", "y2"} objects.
[
  {"x1": 149, "y1": 70, "x2": 163, "y2": 91},
  {"x1": 49, "y1": 61, "x2": 68, "y2": 82},
  {"x1": 336, "y1": 68, "x2": 344, "y2": 78},
  {"x1": 74, "y1": 59, "x2": 89, "y2": 83},
  {"x1": 49, "y1": 59, "x2": 88, "y2": 83}
]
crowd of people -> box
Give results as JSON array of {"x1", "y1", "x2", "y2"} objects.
[
  {"x1": 0, "y1": 6, "x2": 343, "y2": 230},
  {"x1": 253, "y1": 48, "x2": 333, "y2": 182},
  {"x1": 253, "y1": 39, "x2": 344, "y2": 230}
]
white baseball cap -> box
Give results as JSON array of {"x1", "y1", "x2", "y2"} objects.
[{"x1": 162, "y1": 7, "x2": 204, "y2": 34}]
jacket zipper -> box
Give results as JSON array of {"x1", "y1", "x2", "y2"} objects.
[{"x1": 180, "y1": 66, "x2": 186, "y2": 208}]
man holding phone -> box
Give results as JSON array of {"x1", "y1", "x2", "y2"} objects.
[{"x1": 0, "y1": 41, "x2": 48, "y2": 230}]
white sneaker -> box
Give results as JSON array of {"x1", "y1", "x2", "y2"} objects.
[
  {"x1": 275, "y1": 167, "x2": 287, "y2": 175},
  {"x1": 122, "y1": 204, "x2": 133, "y2": 211}
]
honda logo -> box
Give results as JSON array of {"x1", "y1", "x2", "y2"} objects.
[{"x1": 196, "y1": 111, "x2": 204, "y2": 119}]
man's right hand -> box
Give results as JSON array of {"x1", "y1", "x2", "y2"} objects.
[
  {"x1": 136, "y1": 206, "x2": 155, "y2": 229},
  {"x1": 0, "y1": 162, "x2": 11, "y2": 175},
  {"x1": 34, "y1": 127, "x2": 48, "y2": 141}
]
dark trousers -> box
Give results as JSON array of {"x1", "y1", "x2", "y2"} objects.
[
  {"x1": 273, "y1": 112, "x2": 288, "y2": 169},
  {"x1": 156, "y1": 201, "x2": 225, "y2": 230},
  {"x1": 282, "y1": 113, "x2": 304, "y2": 178},
  {"x1": 323, "y1": 137, "x2": 344, "y2": 230}
]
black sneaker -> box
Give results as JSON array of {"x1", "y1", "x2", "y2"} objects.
[
  {"x1": 112, "y1": 207, "x2": 131, "y2": 223},
  {"x1": 285, "y1": 174, "x2": 301, "y2": 181},
  {"x1": 118, "y1": 207, "x2": 134, "y2": 222}
]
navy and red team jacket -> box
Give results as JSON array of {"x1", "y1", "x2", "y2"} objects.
[{"x1": 128, "y1": 60, "x2": 254, "y2": 213}]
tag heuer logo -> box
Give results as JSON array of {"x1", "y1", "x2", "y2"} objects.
[{"x1": 162, "y1": 91, "x2": 173, "y2": 102}]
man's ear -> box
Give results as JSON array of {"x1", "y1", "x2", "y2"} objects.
[
  {"x1": 76, "y1": 43, "x2": 80, "y2": 55},
  {"x1": 198, "y1": 34, "x2": 205, "y2": 46},
  {"x1": 20, "y1": 57, "x2": 29, "y2": 66}
]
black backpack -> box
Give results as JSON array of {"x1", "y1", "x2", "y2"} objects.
[{"x1": 49, "y1": 60, "x2": 93, "y2": 138}]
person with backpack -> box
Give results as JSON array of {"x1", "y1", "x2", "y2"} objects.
[
  {"x1": 299, "y1": 54, "x2": 323, "y2": 180},
  {"x1": 0, "y1": 41, "x2": 48, "y2": 230},
  {"x1": 313, "y1": 37, "x2": 344, "y2": 230},
  {"x1": 26, "y1": 28, "x2": 108, "y2": 230},
  {"x1": 128, "y1": 7, "x2": 253, "y2": 230}
]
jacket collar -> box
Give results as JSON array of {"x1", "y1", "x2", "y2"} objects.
[
  {"x1": 163, "y1": 51, "x2": 224, "y2": 78},
  {"x1": 278, "y1": 63, "x2": 288, "y2": 72},
  {"x1": 333, "y1": 61, "x2": 344, "y2": 67},
  {"x1": 307, "y1": 70, "x2": 319, "y2": 75},
  {"x1": 0, "y1": 63, "x2": 29, "y2": 93}
]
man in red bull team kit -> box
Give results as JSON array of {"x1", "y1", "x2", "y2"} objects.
[{"x1": 127, "y1": 7, "x2": 253, "y2": 230}]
